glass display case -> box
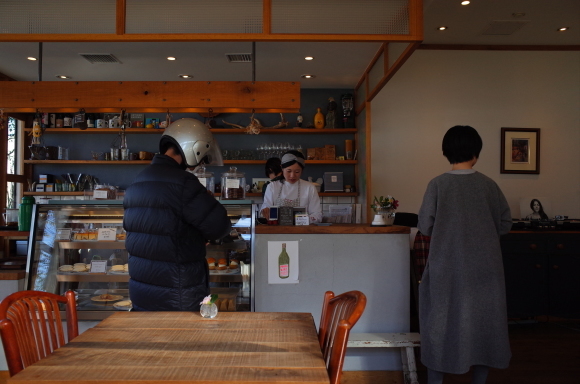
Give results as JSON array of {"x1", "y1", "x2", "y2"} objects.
[{"x1": 24, "y1": 200, "x2": 255, "y2": 320}]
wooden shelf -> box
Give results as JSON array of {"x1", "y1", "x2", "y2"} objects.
[
  {"x1": 25, "y1": 128, "x2": 357, "y2": 135},
  {"x1": 24, "y1": 159, "x2": 357, "y2": 165},
  {"x1": 24, "y1": 160, "x2": 149, "y2": 164},
  {"x1": 23, "y1": 191, "x2": 358, "y2": 197}
]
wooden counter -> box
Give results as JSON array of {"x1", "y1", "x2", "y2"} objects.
[{"x1": 256, "y1": 224, "x2": 410, "y2": 234}]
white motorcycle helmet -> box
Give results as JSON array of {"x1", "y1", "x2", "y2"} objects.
[{"x1": 160, "y1": 118, "x2": 223, "y2": 168}]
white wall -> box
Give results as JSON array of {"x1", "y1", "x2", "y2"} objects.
[{"x1": 371, "y1": 50, "x2": 580, "y2": 219}]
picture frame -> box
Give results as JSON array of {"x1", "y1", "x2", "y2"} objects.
[
  {"x1": 251, "y1": 178, "x2": 271, "y2": 193},
  {"x1": 500, "y1": 128, "x2": 540, "y2": 174}
]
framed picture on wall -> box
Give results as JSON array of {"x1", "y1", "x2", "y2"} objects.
[{"x1": 500, "y1": 128, "x2": 540, "y2": 174}]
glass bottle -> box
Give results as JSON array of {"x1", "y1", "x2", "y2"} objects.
[
  {"x1": 55, "y1": 113, "x2": 64, "y2": 128},
  {"x1": 278, "y1": 243, "x2": 289, "y2": 279},
  {"x1": 63, "y1": 113, "x2": 73, "y2": 128},
  {"x1": 120, "y1": 130, "x2": 128, "y2": 161}
]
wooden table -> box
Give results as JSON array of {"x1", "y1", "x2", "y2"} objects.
[{"x1": 7, "y1": 311, "x2": 330, "y2": 384}]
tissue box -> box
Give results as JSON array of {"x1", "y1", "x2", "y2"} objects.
[{"x1": 323, "y1": 172, "x2": 344, "y2": 192}]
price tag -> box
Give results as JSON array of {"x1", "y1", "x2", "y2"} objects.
[
  {"x1": 56, "y1": 228, "x2": 72, "y2": 240},
  {"x1": 198, "y1": 177, "x2": 207, "y2": 187},
  {"x1": 97, "y1": 228, "x2": 116, "y2": 241},
  {"x1": 89, "y1": 260, "x2": 107, "y2": 274},
  {"x1": 93, "y1": 190, "x2": 109, "y2": 199}
]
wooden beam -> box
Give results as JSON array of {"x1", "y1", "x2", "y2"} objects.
[
  {"x1": 0, "y1": 81, "x2": 300, "y2": 113},
  {"x1": 0, "y1": 33, "x2": 423, "y2": 43},
  {"x1": 419, "y1": 44, "x2": 580, "y2": 51},
  {"x1": 263, "y1": 0, "x2": 272, "y2": 35},
  {"x1": 367, "y1": 42, "x2": 420, "y2": 102},
  {"x1": 116, "y1": 0, "x2": 126, "y2": 35}
]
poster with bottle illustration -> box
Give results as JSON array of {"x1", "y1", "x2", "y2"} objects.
[{"x1": 268, "y1": 241, "x2": 299, "y2": 284}]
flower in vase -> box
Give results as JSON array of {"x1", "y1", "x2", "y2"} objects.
[
  {"x1": 370, "y1": 195, "x2": 399, "y2": 210},
  {"x1": 200, "y1": 294, "x2": 218, "y2": 306}
]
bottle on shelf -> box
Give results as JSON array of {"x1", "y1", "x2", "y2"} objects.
[
  {"x1": 55, "y1": 113, "x2": 64, "y2": 128},
  {"x1": 278, "y1": 243, "x2": 289, "y2": 279},
  {"x1": 120, "y1": 131, "x2": 129, "y2": 161},
  {"x1": 314, "y1": 108, "x2": 325, "y2": 129},
  {"x1": 63, "y1": 113, "x2": 73, "y2": 128}
]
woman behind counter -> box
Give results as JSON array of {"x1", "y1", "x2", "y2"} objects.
[{"x1": 261, "y1": 150, "x2": 322, "y2": 224}]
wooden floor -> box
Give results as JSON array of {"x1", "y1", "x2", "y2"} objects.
[
  {"x1": 0, "y1": 320, "x2": 578, "y2": 384},
  {"x1": 340, "y1": 319, "x2": 580, "y2": 384}
]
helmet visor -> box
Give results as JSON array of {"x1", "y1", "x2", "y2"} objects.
[{"x1": 201, "y1": 138, "x2": 223, "y2": 166}]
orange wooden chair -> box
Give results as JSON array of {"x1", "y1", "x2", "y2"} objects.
[
  {"x1": 318, "y1": 290, "x2": 367, "y2": 384},
  {"x1": 0, "y1": 290, "x2": 78, "y2": 376}
]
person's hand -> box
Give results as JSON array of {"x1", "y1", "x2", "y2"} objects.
[{"x1": 261, "y1": 207, "x2": 270, "y2": 220}]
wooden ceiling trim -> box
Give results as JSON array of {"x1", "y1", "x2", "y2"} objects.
[
  {"x1": 116, "y1": 0, "x2": 126, "y2": 35},
  {"x1": 0, "y1": 81, "x2": 300, "y2": 113},
  {"x1": 419, "y1": 44, "x2": 580, "y2": 51}
]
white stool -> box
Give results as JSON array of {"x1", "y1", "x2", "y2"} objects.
[{"x1": 347, "y1": 332, "x2": 421, "y2": 384}]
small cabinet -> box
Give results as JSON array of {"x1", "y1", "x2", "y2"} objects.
[{"x1": 501, "y1": 232, "x2": 580, "y2": 319}]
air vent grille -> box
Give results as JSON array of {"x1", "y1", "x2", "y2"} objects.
[
  {"x1": 80, "y1": 54, "x2": 122, "y2": 64},
  {"x1": 226, "y1": 53, "x2": 253, "y2": 63}
]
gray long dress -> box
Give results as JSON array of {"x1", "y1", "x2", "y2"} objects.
[{"x1": 418, "y1": 170, "x2": 513, "y2": 374}]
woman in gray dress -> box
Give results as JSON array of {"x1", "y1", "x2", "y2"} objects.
[{"x1": 418, "y1": 126, "x2": 513, "y2": 384}]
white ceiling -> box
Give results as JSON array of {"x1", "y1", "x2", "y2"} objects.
[{"x1": 0, "y1": 0, "x2": 578, "y2": 89}]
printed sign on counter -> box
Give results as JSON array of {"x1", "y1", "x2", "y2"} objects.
[
  {"x1": 89, "y1": 260, "x2": 107, "y2": 274},
  {"x1": 97, "y1": 228, "x2": 117, "y2": 241},
  {"x1": 267, "y1": 241, "x2": 299, "y2": 284}
]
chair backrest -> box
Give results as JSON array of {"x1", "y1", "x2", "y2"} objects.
[
  {"x1": 0, "y1": 290, "x2": 78, "y2": 376},
  {"x1": 393, "y1": 212, "x2": 419, "y2": 227},
  {"x1": 318, "y1": 290, "x2": 367, "y2": 384}
]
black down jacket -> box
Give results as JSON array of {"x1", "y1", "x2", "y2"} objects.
[{"x1": 123, "y1": 155, "x2": 231, "y2": 311}]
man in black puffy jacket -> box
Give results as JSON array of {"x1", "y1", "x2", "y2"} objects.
[{"x1": 123, "y1": 118, "x2": 231, "y2": 311}]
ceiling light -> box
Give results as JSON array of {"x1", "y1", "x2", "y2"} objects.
[
  {"x1": 27, "y1": 57, "x2": 37, "y2": 61},
  {"x1": 179, "y1": 74, "x2": 193, "y2": 79},
  {"x1": 304, "y1": 56, "x2": 314, "y2": 61},
  {"x1": 301, "y1": 74, "x2": 316, "y2": 79},
  {"x1": 558, "y1": 27, "x2": 569, "y2": 32},
  {"x1": 56, "y1": 75, "x2": 69, "y2": 79},
  {"x1": 167, "y1": 57, "x2": 176, "y2": 60},
  {"x1": 438, "y1": 26, "x2": 448, "y2": 31},
  {"x1": 461, "y1": 1, "x2": 470, "y2": 5}
]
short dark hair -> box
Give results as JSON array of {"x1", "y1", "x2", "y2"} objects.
[
  {"x1": 442, "y1": 125, "x2": 483, "y2": 164},
  {"x1": 265, "y1": 157, "x2": 282, "y2": 177}
]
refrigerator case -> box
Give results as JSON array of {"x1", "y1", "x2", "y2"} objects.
[{"x1": 25, "y1": 200, "x2": 255, "y2": 319}]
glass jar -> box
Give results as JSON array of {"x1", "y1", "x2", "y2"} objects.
[
  {"x1": 193, "y1": 166, "x2": 215, "y2": 196},
  {"x1": 220, "y1": 167, "x2": 246, "y2": 200}
]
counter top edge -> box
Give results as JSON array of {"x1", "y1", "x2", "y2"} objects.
[{"x1": 255, "y1": 224, "x2": 410, "y2": 234}]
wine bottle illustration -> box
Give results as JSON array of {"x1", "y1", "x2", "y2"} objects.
[{"x1": 278, "y1": 243, "x2": 290, "y2": 279}]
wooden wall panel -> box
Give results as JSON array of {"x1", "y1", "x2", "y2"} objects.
[{"x1": 0, "y1": 81, "x2": 300, "y2": 113}]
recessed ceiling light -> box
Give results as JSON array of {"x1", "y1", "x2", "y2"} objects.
[
  {"x1": 27, "y1": 57, "x2": 37, "y2": 61},
  {"x1": 179, "y1": 74, "x2": 193, "y2": 79},
  {"x1": 304, "y1": 56, "x2": 314, "y2": 61},
  {"x1": 461, "y1": 0, "x2": 470, "y2": 5},
  {"x1": 301, "y1": 74, "x2": 316, "y2": 79},
  {"x1": 56, "y1": 75, "x2": 69, "y2": 79},
  {"x1": 167, "y1": 57, "x2": 176, "y2": 61},
  {"x1": 438, "y1": 26, "x2": 448, "y2": 31},
  {"x1": 558, "y1": 27, "x2": 569, "y2": 32}
]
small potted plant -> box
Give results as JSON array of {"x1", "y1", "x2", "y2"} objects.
[{"x1": 370, "y1": 195, "x2": 399, "y2": 226}]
